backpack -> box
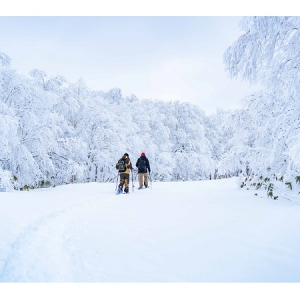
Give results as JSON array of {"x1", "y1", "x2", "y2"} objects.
[
  {"x1": 138, "y1": 158, "x2": 147, "y2": 173},
  {"x1": 117, "y1": 159, "x2": 127, "y2": 172}
]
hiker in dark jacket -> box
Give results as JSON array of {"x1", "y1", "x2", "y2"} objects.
[
  {"x1": 116, "y1": 153, "x2": 133, "y2": 193},
  {"x1": 136, "y1": 152, "x2": 151, "y2": 189}
]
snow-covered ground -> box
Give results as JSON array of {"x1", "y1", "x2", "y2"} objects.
[{"x1": 1, "y1": 178, "x2": 300, "y2": 283}]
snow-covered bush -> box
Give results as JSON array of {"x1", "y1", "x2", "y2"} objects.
[{"x1": 0, "y1": 169, "x2": 15, "y2": 192}]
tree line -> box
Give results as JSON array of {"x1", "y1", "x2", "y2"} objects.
[{"x1": 1, "y1": 16, "x2": 300, "y2": 199}]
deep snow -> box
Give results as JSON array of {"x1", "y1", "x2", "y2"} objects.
[{"x1": 1, "y1": 178, "x2": 300, "y2": 283}]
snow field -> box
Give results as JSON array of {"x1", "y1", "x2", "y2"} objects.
[{"x1": 1, "y1": 178, "x2": 300, "y2": 282}]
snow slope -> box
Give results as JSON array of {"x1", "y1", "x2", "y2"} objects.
[{"x1": 1, "y1": 178, "x2": 300, "y2": 283}]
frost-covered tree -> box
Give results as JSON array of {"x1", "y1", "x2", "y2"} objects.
[
  {"x1": 0, "y1": 49, "x2": 218, "y2": 191},
  {"x1": 224, "y1": 16, "x2": 300, "y2": 197}
]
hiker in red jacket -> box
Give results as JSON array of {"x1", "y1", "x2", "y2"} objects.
[{"x1": 135, "y1": 152, "x2": 151, "y2": 189}]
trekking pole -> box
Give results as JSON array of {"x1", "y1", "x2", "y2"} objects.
[
  {"x1": 134, "y1": 169, "x2": 138, "y2": 182},
  {"x1": 132, "y1": 171, "x2": 135, "y2": 192},
  {"x1": 115, "y1": 172, "x2": 119, "y2": 191},
  {"x1": 111, "y1": 174, "x2": 118, "y2": 181},
  {"x1": 149, "y1": 172, "x2": 152, "y2": 189}
]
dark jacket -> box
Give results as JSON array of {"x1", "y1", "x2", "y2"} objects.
[{"x1": 136, "y1": 156, "x2": 151, "y2": 174}]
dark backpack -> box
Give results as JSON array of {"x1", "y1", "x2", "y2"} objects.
[
  {"x1": 117, "y1": 159, "x2": 127, "y2": 172},
  {"x1": 138, "y1": 159, "x2": 147, "y2": 173}
]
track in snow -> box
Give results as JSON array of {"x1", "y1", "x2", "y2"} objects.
[{"x1": 1, "y1": 178, "x2": 300, "y2": 282}]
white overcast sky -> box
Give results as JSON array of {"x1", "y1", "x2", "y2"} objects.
[{"x1": 0, "y1": 0, "x2": 290, "y2": 114}]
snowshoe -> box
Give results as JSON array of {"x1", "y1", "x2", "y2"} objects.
[{"x1": 116, "y1": 187, "x2": 123, "y2": 195}]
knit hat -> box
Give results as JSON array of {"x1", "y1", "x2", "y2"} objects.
[
  {"x1": 141, "y1": 152, "x2": 145, "y2": 156},
  {"x1": 124, "y1": 153, "x2": 129, "y2": 157}
]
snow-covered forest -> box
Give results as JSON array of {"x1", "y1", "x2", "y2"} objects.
[
  {"x1": 0, "y1": 56, "x2": 218, "y2": 191},
  {"x1": 1, "y1": 16, "x2": 300, "y2": 200}
]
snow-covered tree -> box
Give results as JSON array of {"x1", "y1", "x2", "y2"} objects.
[
  {"x1": 224, "y1": 16, "x2": 300, "y2": 198},
  {"x1": 0, "y1": 49, "x2": 218, "y2": 191}
]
